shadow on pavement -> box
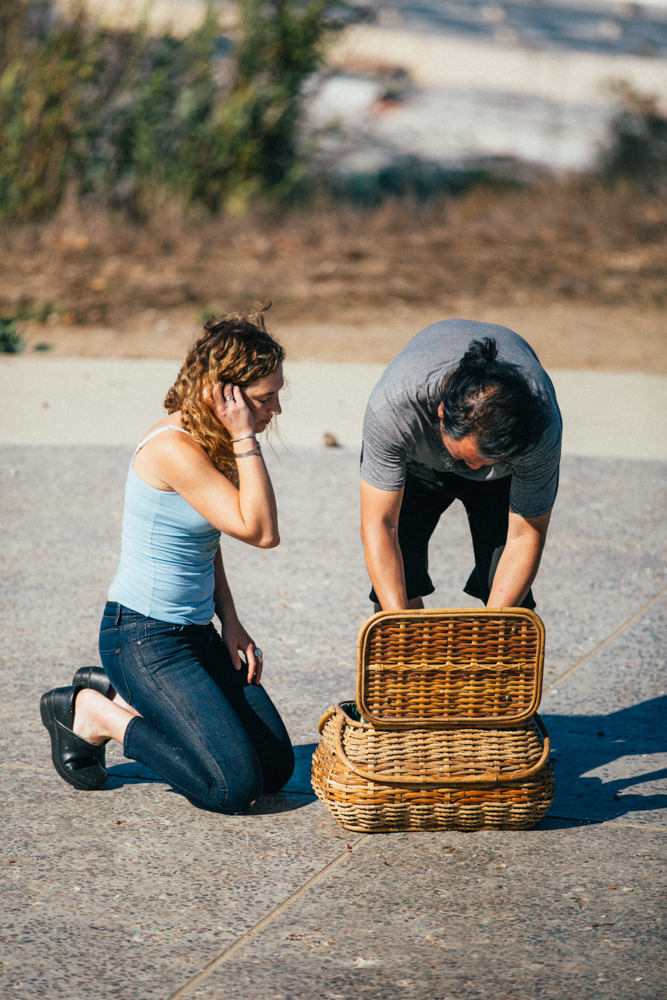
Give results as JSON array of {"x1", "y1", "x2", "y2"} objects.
[
  {"x1": 248, "y1": 743, "x2": 319, "y2": 814},
  {"x1": 103, "y1": 743, "x2": 319, "y2": 813},
  {"x1": 544, "y1": 695, "x2": 667, "y2": 824},
  {"x1": 103, "y1": 704, "x2": 667, "y2": 827}
]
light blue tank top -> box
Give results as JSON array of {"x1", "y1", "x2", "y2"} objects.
[{"x1": 108, "y1": 426, "x2": 221, "y2": 625}]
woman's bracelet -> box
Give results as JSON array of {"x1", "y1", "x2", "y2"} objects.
[
  {"x1": 234, "y1": 443, "x2": 262, "y2": 459},
  {"x1": 230, "y1": 433, "x2": 256, "y2": 443}
]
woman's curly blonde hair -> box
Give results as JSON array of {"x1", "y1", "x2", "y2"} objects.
[{"x1": 163, "y1": 305, "x2": 285, "y2": 485}]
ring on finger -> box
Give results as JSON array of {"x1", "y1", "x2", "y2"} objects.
[
  {"x1": 225, "y1": 395, "x2": 234, "y2": 401},
  {"x1": 254, "y1": 646, "x2": 263, "y2": 660}
]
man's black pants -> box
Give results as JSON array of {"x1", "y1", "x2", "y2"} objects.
[{"x1": 368, "y1": 466, "x2": 536, "y2": 610}]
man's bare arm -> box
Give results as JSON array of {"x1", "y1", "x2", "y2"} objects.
[
  {"x1": 360, "y1": 479, "x2": 409, "y2": 611},
  {"x1": 487, "y1": 510, "x2": 551, "y2": 608}
]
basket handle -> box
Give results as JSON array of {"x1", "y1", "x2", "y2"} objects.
[
  {"x1": 332, "y1": 710, "x2": 551, "y2": 787},
  {"x1": 318, "y1": 705, "x2": 337, "y2": 734}
]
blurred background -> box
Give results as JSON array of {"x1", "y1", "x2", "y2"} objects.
[{"x1": 0, "y1": 0, "x2": 666, "y2": 370}]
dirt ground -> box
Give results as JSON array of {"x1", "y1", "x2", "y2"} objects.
[
  {"x1": 16, "y1": 300, "x2": 667, "y2": 372},
  {"x1": 3, "y1": 183, "x2": 666, "y2": 371}
]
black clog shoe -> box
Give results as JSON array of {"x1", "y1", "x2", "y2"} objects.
[
  {"x1": 40, "y1": 686, "x2": 109, "y2": 791},
  {"x1": 72, "y1": 666, "x2": 114, "y2": 699}
]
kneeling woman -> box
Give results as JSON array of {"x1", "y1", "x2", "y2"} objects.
[{"x1": 41, "y1": 311, "x2": 294, "y2": 812}]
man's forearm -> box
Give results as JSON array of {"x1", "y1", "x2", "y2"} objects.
[
  {"x1": 487, "y1": 533, "x2": 544, "y2": 608},
  {"x1": 362, "y1": 523, "x2": 409, "y2": 611}
]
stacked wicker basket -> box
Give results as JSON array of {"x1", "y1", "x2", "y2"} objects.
[{"x1": 311, "y1": 608, "x2": 554, "y2": 832}]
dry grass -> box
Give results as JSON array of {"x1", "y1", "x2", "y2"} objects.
[{"x1": 2, "y1": 180, "x2": 666, "y2": 370}]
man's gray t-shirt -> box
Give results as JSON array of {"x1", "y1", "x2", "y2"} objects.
[{"x1": 360, "y1": 320, "x2": 562, "y2": 519}]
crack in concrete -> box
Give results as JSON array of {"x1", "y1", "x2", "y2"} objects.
[
  {"x1": 6, "y1": 586, "x2": 663, "y2": 998},
  {"x1": 165, "y1": 835, "x2": 371, "y2": 1000},
  {"x1": 543, "y1": 585, "x2": 667, "y2": 697},
  {"x1": 546, "y1": 815, "x2": 666, "y2": 831},
  {"x1": 163, "y1": 588, "x2": 667, "y2": 999}
]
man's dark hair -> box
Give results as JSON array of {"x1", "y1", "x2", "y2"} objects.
[{"x1": 439, "y1": 338, "x2": 550, "y2": 460}]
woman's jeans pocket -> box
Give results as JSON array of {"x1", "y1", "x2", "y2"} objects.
[{"x1": 137, "y1": 622, "x2": 213, "y2": 677}]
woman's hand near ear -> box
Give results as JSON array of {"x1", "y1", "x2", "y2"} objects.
[
  {"x1": 146, "y1": 382, "x2": 279, "y2": 547},
  {"x1": 206, "y1": 382, "x2": 255, "y2": 440}
]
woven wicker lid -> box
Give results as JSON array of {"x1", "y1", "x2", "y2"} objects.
[{"x1": 356, "y1": 608, "x2": 545, "y2": 729}]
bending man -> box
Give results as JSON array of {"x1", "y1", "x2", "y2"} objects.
[{"x1": 360, "y1": 320, "x2": 562, "y2": 612}]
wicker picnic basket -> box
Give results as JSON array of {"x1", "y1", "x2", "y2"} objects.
[{"x1": 311, "y1": 609, "x2": 554, "y2": 832}]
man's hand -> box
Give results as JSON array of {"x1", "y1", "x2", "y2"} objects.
[
  {"x1": 360, "y1": 479, "x2": 409, "y2": 611},
  {"x1": 487, "y1": 510, "x2": 551, "y2": 608}
]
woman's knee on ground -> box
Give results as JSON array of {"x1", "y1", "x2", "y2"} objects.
[{"x1": 197, "y1": 752, "x2": 264, "y2": 814}]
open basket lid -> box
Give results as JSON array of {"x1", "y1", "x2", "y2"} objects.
[{"x1": 355, "y1": 608, "x2": 545, "y2": 729}]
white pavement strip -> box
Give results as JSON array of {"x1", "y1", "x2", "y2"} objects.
[{"x1": 1, "y1": 358, "x2": 666, "y2": 459}]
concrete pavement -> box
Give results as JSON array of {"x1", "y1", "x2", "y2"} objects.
[
  {"x1": 2, "y1": 357, "x2": 666, "y2": 459},
  {"x1": 0, "y1": 357, "x2": 665, "y2": 999}
]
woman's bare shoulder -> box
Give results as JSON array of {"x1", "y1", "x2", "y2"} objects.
[
  {"x1": 133, "y1": 413, "x2": 211, "y2": 490},
  {"x1": 144, "y1": 412, "x2": 185, "y2": 434}
]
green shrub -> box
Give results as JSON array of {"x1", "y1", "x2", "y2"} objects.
[
  {"x1": 603, "y1": 84, "x2": 667, "y2": 187},
  {"x1": 0, "y1": 4, "x2": 99, "y2": 218},
  {"x1": 0, "y1": 317, "x2": 24, "y2": 353},
  {"x1": 0, "y1": 0, "x2": 349, "y2": 219},
  {"x1": 206, "y1": 0, "x2": 347, "y2": 212}
]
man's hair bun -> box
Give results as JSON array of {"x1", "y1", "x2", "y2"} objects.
[{"x1": 459, "y1": 337, "x2": 498, "y2": 367}]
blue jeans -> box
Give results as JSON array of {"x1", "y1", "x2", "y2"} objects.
[{"x1": 99, "y1": 602, "x2": 294, "y2": 813}]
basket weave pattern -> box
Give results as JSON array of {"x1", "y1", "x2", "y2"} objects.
[
  {"x1": 357, "y1": 610, "x2": 544, "y2": 728},
  {"x1": 312, "y1": 609, "x2": 554, "y2": 833},
  {"x1": 312, "y1": 704, "x2": 554, "y2": 832}
]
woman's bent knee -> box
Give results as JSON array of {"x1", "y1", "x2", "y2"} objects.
[{"x1": 195, "y1": 761, "x2": 263, "y2": 814}]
